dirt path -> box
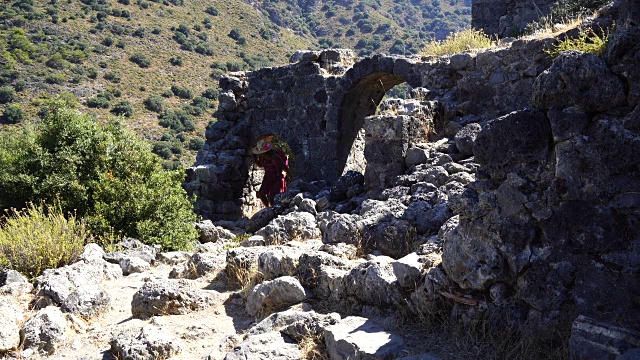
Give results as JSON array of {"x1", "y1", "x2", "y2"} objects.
[{"x1": 45, "y1": 263, "x2": 253, "y2": 360}]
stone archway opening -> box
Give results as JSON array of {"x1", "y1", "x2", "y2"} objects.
[
  {"x1": 245, "y1": 133, "x2": 295, "y2": 216},
  {"x1": 338, "y1": 72, "x2": 407, "y2": 176}
]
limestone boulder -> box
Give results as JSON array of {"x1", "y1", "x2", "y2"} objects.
[
  {"x1": 110, "y1": 324, "x2": 183, "y2": 360},
  {"x1": 169, "y1": 252, "x2": 226, "y2": 279},
  {"x1": 103, "y1": 238, "x2": 158, "y2": 265},
  {"x1": 245, "y1": 276, "x2": 308, "y2": 317},
  {"x1": 33, "y1": 260, "x2": 121, "y2": 309},
  {"x1": 392, "y1": 253, "x2": 425, "y2": 288},
  {"x1": 256, "y1": 212, "x2": 320, "y2": 245},
  {"x1": 224, "y1": 332, "x2": 300, "y2": 360},
  {"x1": 246, "y1": 207, "x2": 277, "y2": 234},
  {"x1": 225, "y1": 246, "x2": 267, "y2": 284},
  {"x1": 258, "y1": 246, "x2": 304, "y2": 280},
  {"x1": 367, "y1": 219, "x2": 416, "y2": 259},
  {"x1": 156, "y1": 251, "x2": 191, "y2": 265},
  {"x1": 344, "y1": 259, "x2": 403, "y2": 307},
  {"x1": 195, "y1": 220, "x2": 236, "y2": 243},
  {"x1": 61, "y1": 284, "x2": 111, "y2": 319},
  {"x1": 131, "y1": 279, "x2": 217, "y2": 319},
  {"x1": 532, "y1": 50, "x2": 626, "y2": 112},
  {"x1": 0, "y1": 269, "x2": 32, "y2": 295},
  {"x1": 246, "y1": 309, "x2": 341, "y2": 341},
  {"x1": 441, "y1": 216, "x2": 505, "y2": 290},
  {"x1": 324, "y1": 316, "x2": 405, "y2": 360},
  {"x1": 20, "y1": 306, "x2": 68, "y2": 355},
  {"x1": 119, "y1": 256, "x2": 151, "y2": 276},
  {"x1": 405, "y1": 147, "x2": 431, "y2": 168},
  {"x1": 298, "y1": 252, "x2": 350, "y2": 301},
  {"x1": 454, "y1": 122, "x2": 482, "y2": 157},
  {"x1": 321, "y1": 212, "x2": 363, "y2": 246},
  {"x1": 473, "y1": 109, "x2": 551, "y2": 180},
  {"x1": 607, "y1": 26, "x2": 640, "y2": 106},
  {"x1": 0, "y1": 297, "x2": 20, "y2": 352},
  {"x1": 569, "y1": 315, "x2": 640, "y2": 360}
]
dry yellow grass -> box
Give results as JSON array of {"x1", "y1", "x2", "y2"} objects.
[{"x1": 420, "y1": 29, "x2": 495, "y2": 56}]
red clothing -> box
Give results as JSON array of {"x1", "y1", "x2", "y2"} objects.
[{"x1": 256, "y1": 150, "x2": 288, "y2": 201}]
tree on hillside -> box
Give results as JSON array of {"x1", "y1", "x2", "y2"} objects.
[{"x1": 0, "y1": 99, "x2": 198, "y2": 250}]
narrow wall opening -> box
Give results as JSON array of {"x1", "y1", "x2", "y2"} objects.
[{"x1": 338, "y1": 72, "x2": 406, "y2": 176}]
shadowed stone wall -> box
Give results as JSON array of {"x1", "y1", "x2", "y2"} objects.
[{"x1": 186, "y1": 38, "x2": 555, "y2": 220}]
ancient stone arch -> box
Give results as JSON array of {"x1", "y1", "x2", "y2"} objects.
[{"x1": 186, "y1": 50, "x2": 427, "y2": 220}]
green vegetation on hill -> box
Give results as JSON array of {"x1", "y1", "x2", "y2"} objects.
[{"x1": 0, "y1": 0, "x2": 470, "y2": 168}]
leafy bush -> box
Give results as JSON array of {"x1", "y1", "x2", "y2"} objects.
[
  {"x1": 86, "y1": 93, "x2": 111, "y2": 108},
  {"x1": 0, "y1": 202, "x2": 89, "y2": 279},
  {"x1": 110, "y1": 100, "x2": 134, "y2": 117},
  {"x1": 144, "y1": 94, "x2": 164, "y2": 113},
  {"x1": 0, "y1": 100, "x2": 198, "y2": 250},
  {"x1": 170, "y1": 84, "x2": 193, "y2": 99},
  {"x1": 0, "y1": 86, "x2": 16, "y2": 104},
  {"x1": 188, "y1": 137, "x2": 204, "y2": 150},
  {"x1": 202, "y1": 88, "x2": 219, "y2": 100},
  {"x1": 162, "y1": 89, "x2": 174, "y2": 98},
  {"x1": 421, "y1": 29, "x2": 494, "y2": 56},
  {"x1": 45, "y1": 73, "x2": 66, "y2": 84},
  {"x1": 159, "y1": 108, "x2": 194, "y2": 131},
  {"x1": 13, "y1": 79, "x2": 26, "y2": 92},
  {"x1": 129, "y1": 52, "x2": 151, "y2": 68},
  {"x1": 104, "y1": 71, "x2": 121, "y2": 83},
  {"x1": 152, "y1": 141, "x2": 172, "y2": 159},
  {"x1": 205, "y1": 6, "x2": 218, "y2": 15},
  {"x1": 169, "y1": 55, "x2": 183, "y2": 66},
  {"x1": 46, "y1": 53, "x2": 68, "y2": 69},
  {"x1": 1, "y1": 104, "x2": 24, "y2": 124},
  {"x1": 191, "y1": 96, "x2": 209, "y2": 110}
]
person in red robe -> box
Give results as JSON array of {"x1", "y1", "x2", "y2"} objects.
[{"x1": 252, "y1": 136, "x2": 290, "y2": 207}]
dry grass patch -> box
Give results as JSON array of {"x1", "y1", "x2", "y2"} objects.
[
  {"x1": 395, "y1": 313, "x2": 568, "y2": 360},
  {"x1": 421, "y1": 29, "x2": 495, "y2": 56},
  {"x1": 0, "y1": 202, "x2": 90, "y2": 279},
  {"x1": 299, "y1": 333, "x2": 329, "y2": 360},
  {"x1": 547, "y1": 26, "x2": 612, "y2": 57},
  {"x1": 226, "y1": 263, "x2": 264, "y2": 299}
]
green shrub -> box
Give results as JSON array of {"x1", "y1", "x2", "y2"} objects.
[
  {"x1": 46, "y1": 53, "x2": 68, "y2": 69},
  {"x1": 169, "y1": 55, "x2": 183, "y2": 66},
  {"x1": 129, "y1": 52, "x2": 151, "y2": 68},
  {"x1": 205, "y1": 6, "x2": 218, "y2": 15},
  {"x1": 86, "y1": 94, "x2": 111, "y2": 108},
  {"x1": 191, "y1": 96, "x2": 209, "y2": 110},
  {"x1": 45, "y1": 73, "x2": 66, "y2": 84},
  {"x1": 1, "y1": 104, "x2": 24, "y2": 124},
  {"x1": 202, "y1": 88, "x2": 219, "y2": 100},
  {"x1": 170, "y1": 84, "x2": 193, "y2": 99},
  {"x1": 110, "y1": 100, "x2": 134, "y2": 117},
  {"x1": 143, "y1": 94, "x2": 164, "y2": 113},
  {"x1": 13, "y1": 79, "x2": 26, "y2": 92},
  {"x1": 0, "y1": 202, "x2": 89, "y2": 279},
  {"x1": 162, "y1": 89, "x2": 174, "y2": 98},
  {"x1": 152, "y1": 141, "x2": 172, "y2": 159},
  {"x1": 188, "y1": 137, "x2": 204, "y2": 150},
  {"x1": 159, "y1": 108, "x2": 194, "y2": 131},
  {"x1": 0, "y1": 86, "x2": 16, "y2": 104},
  {"x1": 0, "y1": 99, "x2": 198, "y2": 250},
  {"x1": 104, "y1": 71, "x2": 121, "y2": 83}
]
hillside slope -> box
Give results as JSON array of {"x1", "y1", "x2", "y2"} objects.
[{"x1": 0, "y1": 0, "x2": 470, "y2": 166}]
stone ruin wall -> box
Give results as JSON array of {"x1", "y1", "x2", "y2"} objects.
[
  {"x1": 185, "y1": 35, "x2": 556, "y2": 221},
  {"x1": 472, "y1": 0, "x2": 555, "y2": 37}
]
